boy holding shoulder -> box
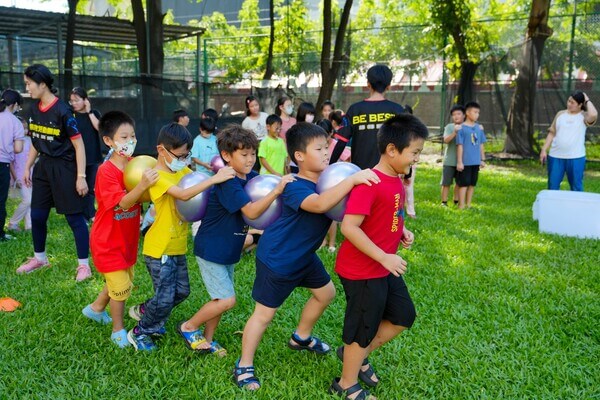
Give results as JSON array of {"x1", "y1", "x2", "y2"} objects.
[
  {"x1": 82, "y1": 111, "x2": 159, "y2": 347},
  {"x1": 331, "y1": 114, "x2": 428, "y2": 400},
  {"x1": 127, "y1": 123, "x2": 236, "y2": 351},
  {"x1": 456, "y1": 101, "x2": 486, "y2": 209},
  {"x1": 234, "y1": 122, "x2": 380, "y2": 391}
]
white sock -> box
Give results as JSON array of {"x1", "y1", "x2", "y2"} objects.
[
  {"x1": 34, "y1": 252, "x2": 48, "y2": 262},
  {"x1": 78, "y1": 258, "x2": 89, "y2": 266}
]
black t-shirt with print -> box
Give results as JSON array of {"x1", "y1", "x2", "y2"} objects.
[
  {"x1": 28, "y1": 98, "x2": 81, "y2": 162},
  {"x1": 75, "y1": 109, "x2": 103, "y2": 165}
]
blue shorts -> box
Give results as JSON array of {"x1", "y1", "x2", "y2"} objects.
[
  {"x1": 197, "y1": 256, "x2": 235, "y2": 300},
  {"x1": 252, "y1": 255, "x2": 331, "y2": 308}
]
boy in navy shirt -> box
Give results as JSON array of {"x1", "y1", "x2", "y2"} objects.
[
  {"x1": 233, "y1": 122, "x2": 380, "y2": 390},
  {"x1": 330, "y1": 114, "x2": 428, "y2": 399},
  {"x1": 178, "y1": 125, "x2": 294, "y2": 355},
  {"x1": 456, "y1": 101, "x2": 486, "y2": 209}
]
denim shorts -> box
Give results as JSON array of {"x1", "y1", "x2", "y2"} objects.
[{"x1": 197, "y1": 256, "x2": 235, "y2": 300}]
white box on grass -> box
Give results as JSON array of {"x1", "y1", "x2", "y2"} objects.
[{"x1": 532, "y1": 190, "x2": 600, "y2": 239}]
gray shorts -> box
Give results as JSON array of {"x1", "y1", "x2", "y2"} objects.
[
  {"x1": 440, "y1": 165, "x2": 457, "y2": 186},
  {"x1": 196, "y1": 256, "x2": 235, "y2": 300}
]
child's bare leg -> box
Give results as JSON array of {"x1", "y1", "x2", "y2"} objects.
[
  {"x1": 453, "y1": 184, "x2": 460, "y2": 203},
  {"x1": 294, "y1": 281, "x2": 335, "y2": 340},
  {"x1": 327, "y1": 222, "x2": 337, "y2": 248},
  {"x1": 441, "y1": 185, "x2": 449, "y2": 203},
  {"x1": 91, "y1": 285, "x2": 110, "y2": 312},
  {"x1": 458, "y1": 186, "x2": 467, "y2": 209},
  {"x1": 109, "y1": 298, "x2": 125, "y2": 332},
  {"x1": 367, "y1": 320, "x2": 406, "y2": 354},
  {"x1": 182, "y1": 296, "x2": 236, "y2": 348},
  {"x1": 338, "y1": 343, "x2": 373, "y2": 399},
  {"x1": 466, "y1": 186, "x2": 475, "y2": 208}
]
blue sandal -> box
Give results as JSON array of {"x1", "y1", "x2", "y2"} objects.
[
  {"x1": 233, "y1": 359, "x2": 261, "y2": 390},
  {"x1": 288, "y1": 332, "x2": 331, "y2": 354}
]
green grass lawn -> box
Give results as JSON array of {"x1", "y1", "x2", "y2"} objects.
[{"x1": 1, "y1": 160, "x2": 599, "y2": 399}]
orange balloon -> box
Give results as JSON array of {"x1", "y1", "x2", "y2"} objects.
[{"x1": 124, "y1": 155, "x2": 157, "y2": 203}]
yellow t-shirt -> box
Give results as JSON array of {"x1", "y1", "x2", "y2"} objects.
[
  {"x1": 142, "y1": 168, "x2": 191, "y2": 258},
  {"x1": 258, "y1": 135, "x2": 287, "y2": 175}
]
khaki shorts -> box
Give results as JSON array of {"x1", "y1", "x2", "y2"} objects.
[{"x1": 103, "y1": 267, "x2": 135, "y2": 301}]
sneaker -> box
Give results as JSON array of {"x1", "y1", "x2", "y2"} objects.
[
  {"x1": 151, "y1": 326, "x2": 167, "y2": 337},
  {"x1": 75, "y1": 264, "x2": 92, "y2": 282},
  {"x1": 127, "y1": 328, "x2": 156, "y2": 351},
  {"x1": 16, "y1": 257, "x2": 51, "y2": 274},
  {"x1": 82, "y1": 304, "x2": 112, "y2": 324},
  {"x1": 328, "y1": 246, "x2": 336, "y2": 253},
  {"x1": 0, "y1": 234, "x2": 15, "y2": 242},
  {"x1": 129, "y1": 304, "x2": 144, "y2": 321},
  {"x1": 111, "y1": 329, "x2": 130, "y2": 348}
]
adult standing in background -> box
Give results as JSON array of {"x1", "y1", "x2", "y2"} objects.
[
  {"x1": 0, "y1": 89, "x2": 25, "y2": 242},
  {"x1": 540, "y1": 91, "x2": 597, "y2": 191},
  {"x1": 70, "y1": 87, "x2": 102, "y2": 221},
  {"x1": 242, "y1": 95, "x2": 268, "y2": 141}
]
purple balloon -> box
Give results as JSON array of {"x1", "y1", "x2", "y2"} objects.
[
  {"x1": 211, "y1": 155, "x2": 225, "y2": 174},
  {"x1": 243, "y1": 174, "x2": 282, "y2": 230},
  {"x1": 316, "y1": 162, "x2": 361, "y2": 221},
  {"x1": 175, "y1": 172, "x2": 212, "y2": 222}
]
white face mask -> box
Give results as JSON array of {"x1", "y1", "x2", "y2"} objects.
[
  {"x1": 284, "y1": 105, "x2": 294, "y2": 115},
  {"x1": 114, "y1": 139, "x2": 137, "y2": 157},
  {"x1": 305, "y1": 114, "x2": 315, "y2": 123}
]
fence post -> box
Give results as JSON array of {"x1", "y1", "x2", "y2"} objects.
[
  {"x1": 439, "y1": 35, "x2": 448, "y2": 155},
  {"x1": 203, "y1": 38, "x2": 209, "y2": 111},
  {"x1": 567, "y1": 0, "x2": 578, "y2": 93}
]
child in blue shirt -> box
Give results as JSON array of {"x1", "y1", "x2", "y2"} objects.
[
  {"x1": 456, "y1": 101, "x2": 486, "y2": 209},
  {"x1": 178, "y1": 125, "x2": 294, "y2": 355},
  {"x1": 191, "y1": 116, "x2": 219, "y2": 175},
  {"x1": 233, "y1": 122, "x2": 380, "y2": 390}
]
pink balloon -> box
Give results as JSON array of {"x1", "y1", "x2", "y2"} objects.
[
  {"x1": 243, "y1": 174, "x2": 283, "y2": 229},
  {"x1": 316, "y1": 162, "x2": 361, "y2": 221},
  {"x1": 210, "y1": 155, "x2": 225, "y2": 173},
  {"x1": 175, "y1": 172, "x2": 212, "y2": 222}
]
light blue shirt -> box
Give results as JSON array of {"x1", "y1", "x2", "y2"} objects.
[{"x1": 191, "y1": 133, "x2": 218, "y2": 175}]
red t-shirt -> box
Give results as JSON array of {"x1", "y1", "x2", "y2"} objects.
[
  {"x1": 335, "y1": 169, "x2": 405, "y2": 280},
  {"x1": 90, "y1": 160, "x2": 142, "y2": 273}
]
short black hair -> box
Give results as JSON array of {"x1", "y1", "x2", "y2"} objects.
[
  {"x1": 367, "y1": 64, "x2": 393, "y2": 93},
  {"x1": 377, "y1": 114, "x2": 428, "y2": 154},
  {"x1": 464, "y1": 101, "x2": 480, "y2": 111},
  {"x1": 450, "y1": 104, "x2": 466, "y2": 114},
  {"x1": 286, "y1": 122, "x2": 328, "y2": 164},
  {"x1": 157, "y1": 122, "x2": 193, "y2": 150},
  {"x1": 217, "y1": 124, "x2": 258, "y2": 154},
  {"x1": 202, "y1": 108, "x2": 219, "y2": 121},
  {"x1": 172, "y1": 108, "x2": 188, "y2": 123},
  {"x1": 328, "y1": 109, "x2": 344, "y2": 126},
  {"x1": 316, "y1": 118, "x2": 333, "y2": 134},
  {"x1": 296, "y1": 102, "x2": 316, "y2": 122},
  {"x1": 0, "y1": 89, "x2": 23, "y2": 112},
  {"x1": 99, "y1": 111, "x2": 135, "y2": 139},
  {"x1": 266, "y1": 114, "x2": 282, "y2": 126},
  {"x1": 200, "y1": 116, "x2": 216, "y2": 133}
]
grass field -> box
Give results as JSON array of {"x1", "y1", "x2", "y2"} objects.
[{"x1": 1, "y1": 156, "x2": 599, "y2": 400}]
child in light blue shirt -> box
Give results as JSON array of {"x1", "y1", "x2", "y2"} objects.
[{"x1": 191, "y1": 116, "x2": 218, "y2": 175}]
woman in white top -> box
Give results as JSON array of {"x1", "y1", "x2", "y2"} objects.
[
  {"x1": 540, "y1": 91, "x2": 597, "y2": 191},
  {"x1": 241, "y1": 95, "x2": 268, "y2": 141}
]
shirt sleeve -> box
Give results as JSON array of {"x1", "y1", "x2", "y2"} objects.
[
  {"x1": 455, "y1": 129, "x2": 465, "y2": 145},
  {"x1": 148, "y1": 173, "x2": 175, "y2": 202},
  {"x1": 283, "y1": 180, "x2": 315, "y2": 212},
  {"x1": 477, "y1": 125, "x2": 487, "y2": 143},
  {"x1": 96, "y1": 165, "x2": 126, "y2": 210},
  {"x1": 191, "y1": 137, "x2": 201, "y2": 159},
  {"x1": 13, "y1": 117, "x2": 25, "y2": 141},
  {"x1": 258, "y1": 139, "x2": 268, "y2": 158},
  {"x1": 63, "y1": 106, "x2": 82, "y2": 139},
  {"x1": 345, "y1": 183, "x2": 375, "y2": 216},
  {"x1": 215, "y1": 178, "x2": 251, "y2": 213},
  {"x1": 443, "y1": 123, "x2": 454, "y2": 137}
]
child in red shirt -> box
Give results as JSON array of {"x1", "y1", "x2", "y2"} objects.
[
  {"x1": 82, "y1": 111, "x2": 159, "y2": 347},
  {"x1": 330, "y1": 114, "x2": 428, "y2": 399}
]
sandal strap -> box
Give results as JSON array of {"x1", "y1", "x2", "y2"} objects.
[
  {"x1": 234, "y1": 364, "x2": 260, "y2": 388},
  {"x1": 291, "y1": 333, "x2": 312, "y2": 346},
  {"x1": 345, "y1": 382, "x2": 370, "y2": 399}
]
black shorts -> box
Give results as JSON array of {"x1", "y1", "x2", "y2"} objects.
[
  {"x1": 252, "y1": 255, "x2": 331, "y2": 308},
  {"x1": 339, "y1": 274, "x2": 416, "y2": 348},
  {"x1": 440, "y1": 165, "x2": 457, "y2": 186},
  {"x1": 31, "y1": 155, "x2": 85, "y2": 214},
  {"x1": 455, "y1": 165, "x2": 480, "y2": 187}
]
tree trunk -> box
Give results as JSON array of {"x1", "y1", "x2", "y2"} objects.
[
  {"x1": 504, "y1": 0, "x2": 552, "y2": 156},
  {"x1": 147, "y1": 0, "x2": 164, "y2": 77},
  {"x1": 317, "y1": 0, "x2": 353, "y2": 110},
  {"x1": 63, "y1": 0, "x2": 78, "y2": 95},
  {"x1": 131, "y1": 0, "x2": 147, "y2": 76},
  {"x1": 263, "y1": 0, "x2": 275, "y2": 80},
  {"x1": 456, "y1": 61, "x2": 478, "y2": 105}
]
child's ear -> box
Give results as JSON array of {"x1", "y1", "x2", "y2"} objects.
[
  {"x1": 220, "y1": 150, "x2": 231, "y2": 163},
  {"x1": 385, "y1": 143, "x2": 397, "y2": 157},
  {"x1": 102, "y1": 136, "x2": 113, "y2": 147},
  {"x1": 294, "y1": 150, "x2": 304, "y2": 162}
]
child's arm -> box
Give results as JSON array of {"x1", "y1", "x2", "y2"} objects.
[
  {"x1": 341, "y1": 214, "x2": 407, "y2": 277},
  {"x1": 300, "y1": 169, "x2": 380, "y2": 213},
  {"x1": 119, "y1": 168, "x2": 159, "y2": 210},
  {"x1": 71, "y1": 136, "x2": 89, "y2": 196},
  {"x1": 166, "y1": 166, "x2": 236, "y2": 201},
  {"x1": 23, "y1": 146, "x2": 38, "y2": 187},
  {"x1": 240, "y1": 174, "x2": 295, "y2": 219},
  {"x1": 480, "y1": 143, "x2": 486, "y2": 168},
  {"x1": 400, "y1": 227, "x2": 414, "y2": 249},
  {"x1": 443, "y1": 124, "x2": 461, "y2": 144},
  {"x1": 259, "y1": 157, "x2": 282, "y2": 176},
  {"x1": 456, "y1": 144, "x2": 464, "y2": 171},
  {"x1": 192, "y1": 157, "x2": 212, "y2": 170}
]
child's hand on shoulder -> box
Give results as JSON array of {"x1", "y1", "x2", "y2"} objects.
[
  {"x1": 379, "y1": 253, "x2": 407, "y2": 277},
  {"x1": 212, "y1": 166, "x2": 236, "y2": 183},
  {"x1": 351, "y1": 169, "x2": 380, "y2": 187},
  {"x1": 274, "y1": 174, "x2": 296, "y2": 194},
  {"x1": 140, "y1": 168, "x2": 159, "y2": 189},
  {"x1": 401, "y1": 227, "x2": 414, "y2": 249},
  {"x1": 454, "y1": 123, "x2": 462, "y2": 132}
]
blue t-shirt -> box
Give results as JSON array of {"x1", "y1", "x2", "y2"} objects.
[
  {"x1": 456, "y1": 123, "x2": 487, "y2": 166},
  {"x1": 191, "y1": 134, "x2": 218, "y2": 175},
  {"x1": 256, "y1": 177, "x2": 332, "y2": 276},
  {"x1": 194, "y1": 171, "x2": 257, "y2": 265}
]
